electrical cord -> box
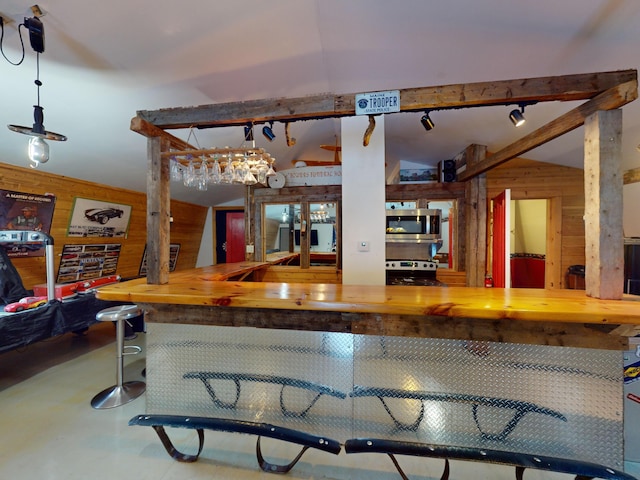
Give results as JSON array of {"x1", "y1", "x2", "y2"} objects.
[{"x1": 0, "y1": 17, "x2": 27, "y2": 66}]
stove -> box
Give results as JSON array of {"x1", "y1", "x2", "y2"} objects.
[{"x1": 385, "y1": 259, "x2": 445, "y2": 287}]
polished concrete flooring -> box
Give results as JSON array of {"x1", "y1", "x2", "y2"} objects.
[{"x1": 1, "y1": 322, "x2": 640, "y2": 480}]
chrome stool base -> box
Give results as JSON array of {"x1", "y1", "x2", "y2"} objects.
[
  {"x1": 91, "y1": 304, "x2": 145, "y2": 409},
  {"x1": 91, "y1": 381, "x2": 146, "y2": 409}
]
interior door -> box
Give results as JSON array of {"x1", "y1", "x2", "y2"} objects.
[
  {"x1": 225, "y1": 212, "x2": 245, "y2": 263},
  {"x1": 492, "y1": 189, "x2": 511, "y2": 288}
]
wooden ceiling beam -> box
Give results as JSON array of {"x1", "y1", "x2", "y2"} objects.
[
  {"x1": 130, "y1": 116, "x2": 196, "y2": 150},
  {"x1": 136, "y1": 70, "x2": 637, "y2": 130},
  {"x1": 457, "y1": 79, "x2": 638, "y2": 181}
]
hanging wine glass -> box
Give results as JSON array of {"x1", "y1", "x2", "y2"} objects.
[
  {"x1": 197, "y1": 157, "x2": 208, "y2": 191},
  {"x1": 209, "y1": 155, "x2": 222, "y2": 184},
  {"x1": 170, "y1": 156, "x2": 183, "y2": 182},
  {"x1": 183, "y1": 156, "x2": 196, "y2": 187}
]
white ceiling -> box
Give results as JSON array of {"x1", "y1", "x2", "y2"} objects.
[{"x1": 0, "y1": 0, "x2": 639, "y2": 207}]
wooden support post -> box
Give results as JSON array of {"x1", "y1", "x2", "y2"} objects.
[
  {"x1": 146, "y1": 136, "x2": 171, "y2": 284},
  {"x1": 462, "y1": 145, "x2": 488, "y2": 287},
  {"x1": 584, "y1": 109, "x2": 624, "y2": 299}
]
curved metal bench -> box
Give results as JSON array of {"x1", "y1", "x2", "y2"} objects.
[
  {"x1": 350, "y1": 385, "x2": 567, "y2": 440},
  {"x1": 345, "y1": 438, "x2": 636, "y2": 480},
  {"x1": 184, "y1": 371, "x2": 347, "y2": 418},
  {"x1": 130, "y1": 414, "x2": 341, "y2": 473}
]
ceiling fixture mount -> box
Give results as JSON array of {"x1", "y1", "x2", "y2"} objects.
[
  {"x1": 420, "y1": 112, "x2": 435, "y2": 131},
  {"x1": 5, "y1": 9, "x2": 67, "y2": 168},
  {"x1": 509, "y1": 104, "x2": 527, "y2": 127}
]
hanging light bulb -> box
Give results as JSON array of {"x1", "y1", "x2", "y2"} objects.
[
  {"x1": 7, "y1": 17, "x2": 67, "y2": 167},
  {"x1": 28, "y1": 135, "x2": 49, "y2": 168}
]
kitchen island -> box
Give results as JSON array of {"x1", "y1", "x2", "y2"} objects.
[{"x1": 96, "y1": 266, "x2": 640, "y2": 479}]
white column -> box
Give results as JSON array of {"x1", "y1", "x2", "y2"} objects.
[{"x1": 341, "y1": 115, "x2": 386, "y2": 285}]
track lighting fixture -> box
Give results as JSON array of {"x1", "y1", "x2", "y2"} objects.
[
  {"x1": 509, "y1": 105, "x2": 526, "y2": 127},
  {"x1": 420, "y1": 112, "x2": 435, "y2": 131},
  {"x1": 262, "y1": 122, "x2": 276, "y2": 142},
  {"x1": 262, "y1": 123, "x2": 276, "y2": 141}
]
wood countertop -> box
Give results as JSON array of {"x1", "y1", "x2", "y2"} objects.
[{"x1": 96, "y1": 266, "x2": 640, "y2": 327}]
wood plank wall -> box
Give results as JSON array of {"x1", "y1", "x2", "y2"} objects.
[
  {"x1": 486, "y1": 158, "x2": 585, "y2": 288},
  {"x1": 0, "y1": 162, "x2": 208, "y2": 289}
]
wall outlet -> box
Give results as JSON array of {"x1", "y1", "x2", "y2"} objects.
[{"x1": 246, "y1": 244, "x2": 254, "y2": 254}]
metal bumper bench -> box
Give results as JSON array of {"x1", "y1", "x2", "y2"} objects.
[
  {"x1": 350, "y1": 385, "x2": 567, "y2": 440},
  {"x1": 129, "y1": 414, "x2": 341, "y2": 473},
  {"x1": 183, "y1": 371, "x2": 347, "y2": 418},
  {"x1": 344, "y1": 438, "x2": 637, "y2": 480}
]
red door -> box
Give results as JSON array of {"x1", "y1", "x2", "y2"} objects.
[
  {"x1": 492, "y1": 189, "x2": 511, "y2": 288},
  {"x1": 225, "y1": 212, "x2": 245, "y2": 263}
]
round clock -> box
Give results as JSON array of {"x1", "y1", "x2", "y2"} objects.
[{"x1": 268, "y1": 172, "x2": 286, "y2": 189}]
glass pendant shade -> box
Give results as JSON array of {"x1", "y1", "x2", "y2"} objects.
[{"x1": 28, "y1": 135, "x2": 49, "y2": 167}]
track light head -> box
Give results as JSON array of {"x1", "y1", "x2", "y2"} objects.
[
  {"x1": 262, "y1": 123, "x2": 276, "y2": 142},
  {"x1": 509, "y1": 106, "x2": 526, "y2": 127},
  {"x1": 420, "y1": 112, "x2": 434, "y2": 131}
]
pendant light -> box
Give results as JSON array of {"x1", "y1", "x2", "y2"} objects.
[{"x1": 6, "y1": 14, "x2": 67, "y2": 168}]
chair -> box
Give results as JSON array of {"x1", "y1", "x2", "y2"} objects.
[{"x1": 91, "y1": 304, "x2": 145, "y2": 409}]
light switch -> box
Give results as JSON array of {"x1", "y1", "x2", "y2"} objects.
[{"x1": 357, "y1": 241, "x2": 370, "y2": 252}]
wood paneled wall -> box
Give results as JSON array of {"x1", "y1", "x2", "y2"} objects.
[
  {"x1": 486, "y1": 158, "x2": 585, "y2": 289},
  {"x1": 0, "y1": 162, "x2": 208, "y2": 289}
]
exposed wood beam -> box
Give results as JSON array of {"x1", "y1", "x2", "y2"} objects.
[
  {"x1": 130, "y1": 116, "x2": 195, "y2": 150},
  {"x1": 457, "y1": 79, "x2": 638, "y2": 181},
  {"x1": 136, "y1": 70, "x2": 637, "y2": 130},
  {"x1": 624, "y1": 167, "x2": 640, "y2": 185}
]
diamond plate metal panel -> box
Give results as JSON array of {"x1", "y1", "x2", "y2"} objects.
[
  {"x1": 352, "y1": 336, "x2": 622, "y2": 469},
  {"x1": 145, "y1": 323, "x2": 623, "y2": 469}
]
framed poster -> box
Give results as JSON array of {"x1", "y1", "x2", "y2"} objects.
[
  {"x1": 139, "y1": 243, "x2": 180, "y2": 276},
  {"x1": 67, "y1": 197, "x2": 132, "y2": 238},
  {"x1": 57, "y1": 243, "x2": 121, "y2": 283},
  {"x1": 0, "y1": 189, "x2": 56, "y2": 258}
]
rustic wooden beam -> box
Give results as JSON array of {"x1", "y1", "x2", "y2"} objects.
[
  {"x1": 136, "y1": 70, "x2": 637, "y2": 130},
  {"x1": 457, "y1": 79, "x2": 638, "y2": 181},
  {"x1": 146, "y1": 136, "x2": 171, "y2": 285},
  {"x1": 130, "y1": 116, "x2": 195, "y2": 150},
  {"x1": 624, "y1": 167, "x2": 640, "y2": 185},
  {"x1": 584, "y1": 110, "x2": 624, "y2": 300},
  {"x1": 462, "y1": 145, "x2": 488, "y2": 287}
]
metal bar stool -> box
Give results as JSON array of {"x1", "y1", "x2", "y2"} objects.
[{"x1": 91, "y1": 304, "x2": 146, "y2": 409}]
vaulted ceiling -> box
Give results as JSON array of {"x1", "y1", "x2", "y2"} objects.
[{"x1": 0, "y1": 1, "x2": 639, "y2": 206}]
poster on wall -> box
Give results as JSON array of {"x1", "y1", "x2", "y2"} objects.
[
  {"x1": 0, "y1": 189, "x2": 56, "y2": 258},
  {"x1": 67, "y1": 197, "x2": 132, "y2": 238},
  {"x1": 139, "y1": 244, "x2": 180, "y2": 276},
  {"x1": 57, "y1": 243, "x2": 121, "y2": 283}
]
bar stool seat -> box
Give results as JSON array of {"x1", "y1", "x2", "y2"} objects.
[{"x1": 91, "y1": 304, "x2": 146, "y2": 409}]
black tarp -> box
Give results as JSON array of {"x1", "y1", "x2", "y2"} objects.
[{"x1": 0, "y1": 294, "x2": 125, "y2": 354}]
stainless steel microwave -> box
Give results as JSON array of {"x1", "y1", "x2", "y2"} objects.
[{"x1": 385, "y1": 209, "x2": 441, "y2": 243}]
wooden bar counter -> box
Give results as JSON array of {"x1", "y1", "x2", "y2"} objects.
[{"x1": 96, "y1": 265, "x2": 640, "y2": 350}]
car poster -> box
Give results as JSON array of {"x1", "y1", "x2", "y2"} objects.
[
  {"x1": 57, "y1": 243, "x2": 122, "y2": 283},
  {"x1": 68, "y1": 197, "x2": 131, "y2": 238},
  {"x1": 139, "y1": 243, "x2": 180, "y2": 276},
  {"x1": 0, "y1": 189, "x2": 56, "y2": 258}
]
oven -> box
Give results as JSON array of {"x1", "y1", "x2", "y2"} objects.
[{"x1": 385, "y1": 259, "x2": 446, "y2": 287}]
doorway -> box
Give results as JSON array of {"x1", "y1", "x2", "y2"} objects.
[
  {"x1": 215, "y1": 209, "x2": 245, "y2": 264},
  {"x1": 491, "y1": 194, "x2": 549, "y2": 288}
]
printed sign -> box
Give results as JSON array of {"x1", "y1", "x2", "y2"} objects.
[
  {"x1": 355, "y1": 90, "x2": 400, "y2": 115},
  {"x1": 279, "y1": 166, "x2": 342, "y2": 187},
  {"x1": 0, "y1": 189, "x2": 56, "y2": 257},
  {"x1": 57, "y1": 243, "x2": 121, "y2": 283}
]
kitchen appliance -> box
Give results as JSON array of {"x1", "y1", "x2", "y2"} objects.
[
  {"x1": 385, "y1": 209, "x2": 441, "y2": 244},
  {"x1": 385, "y1": 259, "x2": 445, "y2": 286}
]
